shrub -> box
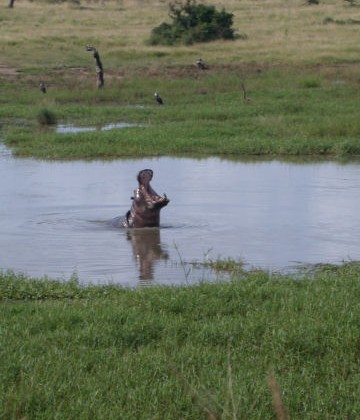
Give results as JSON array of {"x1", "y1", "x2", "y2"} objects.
[
  {"x1": 149, "y1": 0, "x2": 236, "y2": 45},
  {"x1": 37, "y1": 108, "x2": 57, "y2": 125}
]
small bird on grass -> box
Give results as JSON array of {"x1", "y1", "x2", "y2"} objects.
[
  {"x1": 154, "y1": 92, "x2": 164, "y2": 105},
  {"x1": 195, "y1": 58, "x2": 207, "y2": 70},
  {"x1": 39, "y1": 81, "x2": 47, "y2": 93}
]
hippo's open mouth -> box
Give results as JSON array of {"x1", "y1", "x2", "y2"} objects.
[{"x1": 135, "y1": 169, "x2": 169, "y2": 210}]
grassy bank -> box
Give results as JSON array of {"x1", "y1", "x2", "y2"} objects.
[
  {"x1": 1, "y1": 263, "x2": 360, "y2": 418},
  {"x1": 1, "y1": 0, "x2": 360, "y2": 159},
  {"x1": 2, "y1": 65, "x2": 360, "y2": 159}
]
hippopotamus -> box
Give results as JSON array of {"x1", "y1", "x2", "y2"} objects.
[{"x1": 114, "y1": 169, "x2": 169, "y2": 228}]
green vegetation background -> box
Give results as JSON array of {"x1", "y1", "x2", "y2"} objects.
[
  {"x1": 1, "y1": 1, "x2": 360, "y2": 159},
  {"x1": 2, "y1": 67, "x2": 360, "y2": 159}
]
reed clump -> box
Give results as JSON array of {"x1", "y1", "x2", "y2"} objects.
[{"x1": 37, "y1": 108, "x2": 57, "y2": 125}]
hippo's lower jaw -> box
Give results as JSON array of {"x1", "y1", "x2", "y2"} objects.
[
  {"x1": 146, "y1": 194, "x2": 168, "y2": 210},
  {"x1": 118, "y1": 169, "x2": 169, "y2": 229}
]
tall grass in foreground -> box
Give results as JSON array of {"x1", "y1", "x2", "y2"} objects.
[{"x1": 1, "y1": 262, "x2": 360, "y2": 418}]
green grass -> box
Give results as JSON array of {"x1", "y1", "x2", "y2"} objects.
[
  {"x1": 2, "y1": 68, "x2": 360, "y2": 159},
  {"x1": 1, "y1": 263, "x2": 360, "y2": 418},
  {"x1": 2, "y1": 0, "x2": 360, "y2": 159}
]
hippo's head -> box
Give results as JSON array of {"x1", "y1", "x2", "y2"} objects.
[{"x1": 125, "y1": 169, "x2": 169, "y2": 228}]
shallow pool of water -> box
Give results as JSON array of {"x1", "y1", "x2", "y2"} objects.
[
  {"x1": 1, "y1": 145, "x2": 359, "y2": 286},
  {"x1": 56, "y1": 122, "x2": 142, "y2": 133}
]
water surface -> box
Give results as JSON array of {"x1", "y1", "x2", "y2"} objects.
[
  {"x1": 1, "y1": 145, "x2": 359, "y2": 286},
  {"x1": 56, "y1": 122, "x2": 142, "y2": 133}
]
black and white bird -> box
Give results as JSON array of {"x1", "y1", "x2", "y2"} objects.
[
  {"x1": 195, "y1": 58, "x2": 207, "y2": 70},
  {"x1": 86, "y1": 45, "x2": 104, "y2": 88},
  {"x1": 154, "y1": 92, "x2": 163, "y2": 105},
  {"x1": 39, "y1": 81, "x2": 47, "y2": 93}
]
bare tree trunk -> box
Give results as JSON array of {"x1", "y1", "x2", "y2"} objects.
[{"x1": 86, "y1": 45, "x2": 104, "y2": 88}]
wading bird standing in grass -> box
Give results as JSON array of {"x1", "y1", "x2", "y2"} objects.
[
  {"x1": 85, "y1": 45, "x2": 104, "y2": 88},
  {"x1": 154, "y1": 92, "x2": 164, "y2": 105},
  {"x1": 241, "y1": 81, "x2": 253, "y2": 103},
  {"x1": 39, "y1": 82, "x2": 47, "y2": 93}
]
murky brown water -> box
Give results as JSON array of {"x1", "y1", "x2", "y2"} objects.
[{"x1": 1, "y1": 143, "x2": 359, "y2": 286}]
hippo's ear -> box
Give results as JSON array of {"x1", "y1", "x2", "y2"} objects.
[{"x1": 137, "y1": 169, "x2": 153, "y2": 185}]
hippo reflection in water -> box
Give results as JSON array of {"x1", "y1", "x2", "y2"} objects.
[
  {"x1": 127, "y1": 228, "x2": 169, "y2": 282},
  {"x1": 113, "y1": 169, "x2": 169, "y2": 228}
]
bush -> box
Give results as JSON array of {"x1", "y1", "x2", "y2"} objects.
[
  {"x1": 149, "y1": 0, "x2": 236, "y2": 45},
  {"x1": 37, "y1": 108, "x2": 57, "y2": 125}
]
